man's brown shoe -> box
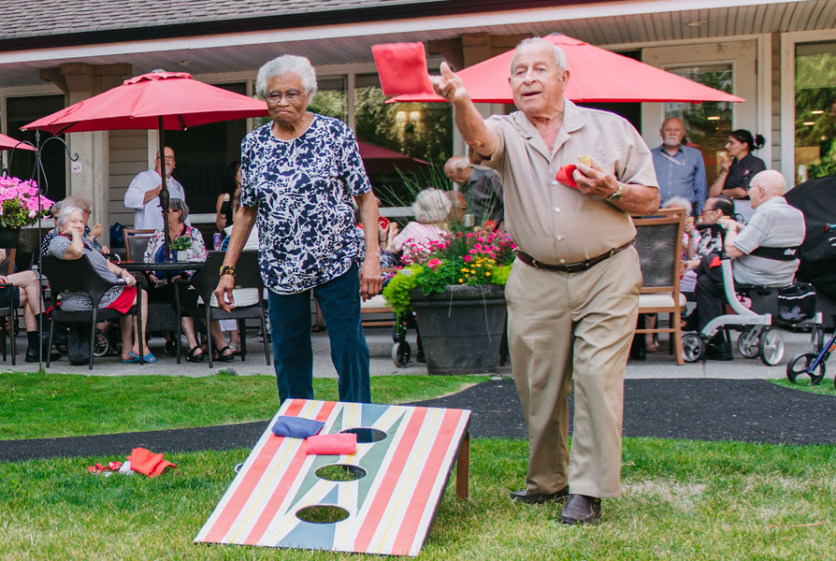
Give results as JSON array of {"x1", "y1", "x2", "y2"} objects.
[
  {"x1": 558, "y1": 494, "x2": 602, "y2": 525},
  {"x1": 509, "y1": 486, "x2": 569, "y2": 504}
]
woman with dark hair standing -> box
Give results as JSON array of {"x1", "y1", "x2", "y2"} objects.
[
  {"x1": 708, "y1": 130, "x2": 766, "y2": 200},
  {"x1": 215, "y1": 161, "x2": 241, "y2": 232}
]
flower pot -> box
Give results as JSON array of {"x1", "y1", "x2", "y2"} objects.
[
  {"x1": 0, "y1": 228, "x2": 20, "y2": 249},
  {"x1": 176, "y1": 250, "x2": 188, "y2": 262},
  {"x1": 409, "y1": 284, "x2": 506, "y2": 375}
]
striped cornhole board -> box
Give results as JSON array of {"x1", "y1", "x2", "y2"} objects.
[{"x1": 195, "y1": 399, "x2": 471, "y2": 556}]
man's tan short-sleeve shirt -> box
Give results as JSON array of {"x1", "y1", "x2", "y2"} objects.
[{"x1": 484, "y1": 100, "x2": 658, "y2": 265}]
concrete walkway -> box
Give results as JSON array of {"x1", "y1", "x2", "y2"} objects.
[{"x1": 2, "y1": 325, "x2": 818, "y2": 381}]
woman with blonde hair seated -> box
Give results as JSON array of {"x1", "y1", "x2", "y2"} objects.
[{"x1": 389, "y1": 187, "x2": 453, "y2": 255}]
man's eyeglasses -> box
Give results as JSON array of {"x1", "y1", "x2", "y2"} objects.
[
  {"x1": 156, "y1": 155, "x2": 175, "y2": 162},
  {"x1": 266, "y1": 89, "x2": 303, "y2": 103}
]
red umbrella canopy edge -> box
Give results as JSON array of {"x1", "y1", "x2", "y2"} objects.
[
  {"x1": 386, "y1": 34, "x2": 745, "y2": 105},
  {"x1": 22, "y1": 71, "x2": 269, "y2": 134}
]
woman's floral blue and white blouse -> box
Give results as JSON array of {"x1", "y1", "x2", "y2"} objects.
[{"x1": 240, "y1": 114, "x2": 371, "y2": 294}]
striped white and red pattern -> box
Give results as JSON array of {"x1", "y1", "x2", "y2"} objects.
[{"x1": 195, "y1": 399, "x2": 470, "y2": 557}]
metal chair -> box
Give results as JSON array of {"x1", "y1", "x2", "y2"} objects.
[
  {"x1": 174, "y1": 251, "x2": 270, "y2": 368},
  {"x1": 123, "y1": 229, "x2": 156, "y2": 261},
  {"x1": 633, "y1": 207, "x2": 687, "y2": 365},
  {"x1": 41, "y1": 255, "x2": 142, "y2": 370}
]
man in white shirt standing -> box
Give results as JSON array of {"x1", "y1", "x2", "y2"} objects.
[{"x1": 124, "y1": 147, "x2": 187, "y2": 230}]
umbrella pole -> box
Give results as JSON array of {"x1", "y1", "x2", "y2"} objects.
[{"x1": 158, "y1": 116, "x2": 171, "y2": 263}]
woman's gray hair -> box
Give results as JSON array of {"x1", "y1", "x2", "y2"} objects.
[
  {"x1": 64, "y1": 195, "x2": 91, "y2": 213},
  {"x1": 511, "y1": 37, "x2": 568, "y2": 73},
  {"x1": 662, "y1": 196, "x2": 693, "y2": 211},
  {"x1": 412, "y1": 188, "x2": 453, "y2": 224},
  {"x1": 255, "y1": 55, "x2": 318, "y2": 100},
  {"x1": 56, "y1": 205, "x2": 85, "y2": 228},
  {"x1": 169, "y1": 198, "x2": 189, "y2": 222}
]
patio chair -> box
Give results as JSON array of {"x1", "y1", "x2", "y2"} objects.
[
  {"x1": 123, "y1": 229, "x2": 156, "y2": 261},
  {"x1": 174, "y1": 250, "x2": 269, "y2": 368},
  {"x1": 0, "y1": 281, "x2": 17, "y2": 364},
  {"x1": 41, "y1": 255, "x2": 143, "y2": 370},
  {"x1": 632, "y1": 207, "x2": 687, "y2": 365}
]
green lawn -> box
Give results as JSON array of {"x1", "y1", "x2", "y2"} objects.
[
  {"x1": 0, "y1": 373, "x2": 489, "y2": 440},
  {"x1": 770, "y1": 378, "x2": 836, "y2": 395},
  {"x1": 3, "y1": 438, "x2": 836, "y2": 560}
]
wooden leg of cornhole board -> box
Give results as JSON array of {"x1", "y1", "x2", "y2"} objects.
[{"x1": 456, "y1": 431, "x2": 470, "y2": 500}]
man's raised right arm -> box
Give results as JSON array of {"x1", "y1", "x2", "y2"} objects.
[{"x1": 431, "y1": 62, "x2": 496, "y2": 158}]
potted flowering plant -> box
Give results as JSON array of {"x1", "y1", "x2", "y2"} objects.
[
  {"x1": 383, "y1": 228, "x2": 516, "y2": 374},
  {"x1": 0, "y1": 176, "x2": 53, "y2": 248}
]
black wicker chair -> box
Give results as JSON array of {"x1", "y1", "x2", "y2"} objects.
[
  {"x1": 0, "y1": 281, "x2": 17, "y2": 364},
  {"x1": 174, "y1": 251, "x2": 270, "y2": 368},
  {"x1": 41, "y1": 255, "x2": 142, "y2": 370}
]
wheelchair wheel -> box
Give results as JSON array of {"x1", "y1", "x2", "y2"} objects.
[
  {"x1": 810, "y1": 325, "x2": 825, "y2": 354},
  {"x1": 682, "y1": 333, "x2": 705, "y2": 363},
  {"x1": 737, "y1": 326, "x2": 761, "y2": 359},
  {"x1": 759, "y1": 328, "x2": 784, "y2": 366},
  {"x1": 786, "y1": 352, "x2": 825, "y2": 385},
  {"x1": 93, "y1": 332, "x2": 109, "y2": 358},
  {"x1": 392, "y1": 342, "x2": 411, "y2": 367}
]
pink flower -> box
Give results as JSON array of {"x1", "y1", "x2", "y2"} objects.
[
  {"x1": 427, "y1": 258, "x2": 443, "y2": 269},
  {"x1": 464, "y1": 255, "x2": 473, "y2": 262},
  {"x1": 469, "y1": 249, "x2": 477, "y2": 254}
]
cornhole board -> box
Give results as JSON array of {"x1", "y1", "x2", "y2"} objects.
[{"x1": 195, "y1": 399, "x2": 471, "y2": 556}]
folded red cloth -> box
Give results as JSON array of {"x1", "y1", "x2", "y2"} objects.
[
  {"x1": 126, "y1": 447, "x2": 177, "y2": 477},
  {"x1": 709, "y1": 256, "x2": 722, "y2": 268},
  {"x1": 372, "y1": 42, "x2": 434, "y2": 96},
  {"x1": 305, "y1": 433, "x2": 357, "y2": 456},
  {"x1": 555, "y1": 165, "x2": 579, "y2": 189}
]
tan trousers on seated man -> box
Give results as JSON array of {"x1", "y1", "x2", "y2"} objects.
[{"x1": 506, "y1": 247, "x2": 642, "y2": 499}]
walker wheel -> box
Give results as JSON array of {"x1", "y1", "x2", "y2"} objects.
[
  {"x1": 786, "y1": 352, "x2": 825, "y2": 385},
  {"x1": 682, "y1": 333, "x2": 705, "y2": 363},
  {"x1": 392, "y1": 342, "x2": 411, "y2": 367},
  {"x1": 737, "y1": 326, "x2": 761, "y2": 359},
  {"x1": 93, "y1": 332, "x2": 109, "y2": 358},
  {"x1": 759, "y1": 328, "x2": 784, "y2": 366}
]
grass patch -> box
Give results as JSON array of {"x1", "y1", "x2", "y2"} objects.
[
  {"x1": 0, "y1": 373, "x2": 488, "y2": 441},
  {"x1": 769, "y1": 378, "x2": 836, "y2": 395},
  {"x1": 3, "y1": 438, "x2": 836, "y2": 560}
]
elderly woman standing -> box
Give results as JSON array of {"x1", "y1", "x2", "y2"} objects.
[
  {"x1": 214, "y1": 54, "x2": 381, "y2": 403},
  {"x1": 48, "y1": 206, "x2": 154, "y2": 363}
]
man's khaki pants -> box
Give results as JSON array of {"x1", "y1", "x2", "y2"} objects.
[{"x1": 505, "y1": 247, "x2": 642, "y2": 498}]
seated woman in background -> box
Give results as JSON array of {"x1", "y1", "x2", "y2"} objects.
[
  {"x1": 143, "y1": 198, "x2": 233, "y2": 362},
  {"x1": 48, "y1": 205, "x2": 153, "y2": 363},
  {"x1": 40, "y1": 195, "x2": 109, "y2": 256},
  {"x1": 389, "y1": 188, "x2": 452, "y2": 258}
]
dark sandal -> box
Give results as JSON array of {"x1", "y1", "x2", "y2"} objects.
[
  {"x1": 214, "y1": 345, "x2": 235, "y2": 362},
  {"x1": 186, "y1": 346, "x2": 205, "y2": 363},
  {"x1": 311, "y1": 324, "x2": 327, "y2": 333}
]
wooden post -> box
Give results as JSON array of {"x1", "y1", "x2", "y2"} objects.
[{"x1": 456, "y1": 431, "x2": 470, "y2": 500}]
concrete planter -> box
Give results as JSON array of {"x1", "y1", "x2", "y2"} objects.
[{"x1": 409, "y1": 284, "x2": 506, "y2": 375}]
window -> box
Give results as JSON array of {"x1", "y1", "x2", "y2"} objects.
[
  {"x1": 664, "y1": 64, "x2": 734, "y2": 185},
  {"x1": 795, "y1": 41, "x2": 836, "y2": 184},
  {"x1": 5, "y1": 95, "x2": 67, "y2": 202}
]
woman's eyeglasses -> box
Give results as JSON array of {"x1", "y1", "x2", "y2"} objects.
[{"x1": 266, "y1": 90, "x2": 303, "y2": 103}]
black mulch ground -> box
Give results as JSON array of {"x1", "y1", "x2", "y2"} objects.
[{"x1": 3, "y1": 379, "x2": 836, "y2": 463}]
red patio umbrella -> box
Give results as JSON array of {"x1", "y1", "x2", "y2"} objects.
[
  {"x1": 358, "y1": 140, "x2": 432, "y2": 175},
  {"x1": 387, "y1": 34, "x2": 745, "y2": 104},
  {"x1": 0, "y1": 133, "x2": 34, "y2": 151},
  {"x1": 23, "y1": 70, "x2": 269, "y2": 258}
]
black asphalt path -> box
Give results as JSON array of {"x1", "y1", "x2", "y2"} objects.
[{"x1": 3, "y1": 379, "x2": 836, "y2": 463}]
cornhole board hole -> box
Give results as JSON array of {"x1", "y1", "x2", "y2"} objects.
[{"x1": 195, "y1": 399, "x2": 471, "y2": 556}]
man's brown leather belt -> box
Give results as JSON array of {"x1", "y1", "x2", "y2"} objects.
[{"x1": 517, "y1": 240, "x2": 635, "y2": 273}]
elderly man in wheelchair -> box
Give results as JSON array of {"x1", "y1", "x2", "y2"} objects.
[{"x1": 684, "y1": 170, "x2": 812, "y2": 364}]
